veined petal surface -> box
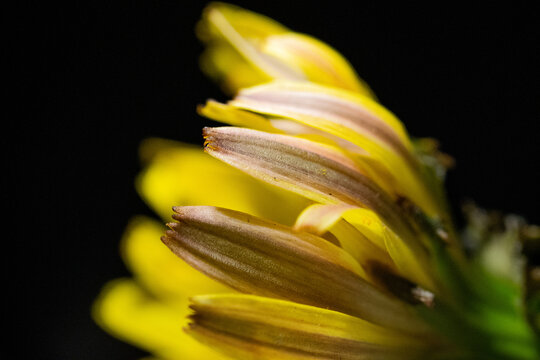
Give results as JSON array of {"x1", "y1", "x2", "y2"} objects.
[
  {"x1": 187, "y1": 294, "x2": 431, "y2": 360},
  {"x1": 229, "y1": 81, "x2": 441, "y2": 217},
  {"x1": 203, "y1": 126, "x2": 416, "y2": 241},
  {"x1": 235, "y1": 82, "x2": 410, "y2": 146},
  {"x1": 162, "y1": 206, "x2": 430, "y2": 333}
]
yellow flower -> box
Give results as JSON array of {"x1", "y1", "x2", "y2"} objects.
[{"x1": 94, "y1": 3, "x2": 539, "y2": 360}]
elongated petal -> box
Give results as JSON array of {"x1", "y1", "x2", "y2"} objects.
[
  {"x1": 384, "y1": 228, "x2": 437, "y2": 291},
  {"x1": 198, "y1": 101, "x2": 400, "y2": 197},
  {"x1": 269, "y1": 118, "x2": 367, "y2": 152},
  {"x1": 203, "y1": 126, "x2": 416, "y2": 241},
  {"x1": 162, "y1": 206, "x2": 430, "y2": 333},
  {"x1": 92, "y1": 279, "x2": 226, "y2": 360},
  {"x1": 190, "y1": 294, "x2": 425, "y2": 346},
  {"x1": 229, "y1": 82, "x2": 441, "y2": 216},
  {"x1": 198, "y1": 99, "x2": 281, "y2": 133},
  {"x1": 136, "y1": 138, "x2": 309, "y2": 225},
  {"x1": 353, "y1": 153, "x2": 400, "y2": 197},
  {"x1": 187, "y1": 294, "x2": 430, "y2": 360},
  {"x1": 262, "y1": 33, "x2": 374, "y2": 95},
  {"x1": 199, "y1": 100, "x2": 367, "y2": 153},
  {"x1": 197, "y1": 3, "x2": 373, "y2": 96},
  {"x1": 197, "y1": 3, "x2": 303, "y2": 93},
  {"x1": 234, "y1": 81, "x2": 411, "y2": 152}
]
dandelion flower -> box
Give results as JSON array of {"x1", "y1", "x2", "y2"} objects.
[{"x1": 94, "y1": 3, "x2": 540, "y2": 360}]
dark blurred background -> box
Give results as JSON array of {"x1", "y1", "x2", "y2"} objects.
[{"x1": 7, "y1": 1, "x2": 539, "y2": 358}]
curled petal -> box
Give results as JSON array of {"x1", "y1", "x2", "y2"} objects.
[
  {"x1": 294, "y1": 204, "x2": 396, "y2": 273},
  {"x1": 162, "y1": 206, "x2": 430, "y2": 333}
]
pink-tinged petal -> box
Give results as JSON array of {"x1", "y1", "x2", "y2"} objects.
[
  {"x1": 233, "y1": 82, "x2": 412, "y2": 156},
  {"x1": 203, "y1": 126, "x2": 416, "y2": 243},
  {"x1": 228, "y1": 82, "x2": 442, "y2": 217},
  {"x1": 162, "y1": 206, "x2": 431, "y2": 333}
]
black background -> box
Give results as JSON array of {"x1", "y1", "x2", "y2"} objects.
[{"x1": 8, "y1": 1, "x2": 539, "y2": 358}]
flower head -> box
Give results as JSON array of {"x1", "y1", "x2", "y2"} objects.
[{"x1": 94, "y1": 3, "x2": 540, "y2": 359}]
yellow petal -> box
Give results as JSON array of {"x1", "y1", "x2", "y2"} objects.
[
  {"x1": 198, "y1": 3, "x2": 289, "y2": 43},
  {"x1": 121, "y1": 216, "x2": 229, "y2": 301},
  {"x1": 199, "y1": 101, "x2": 367, "y2": 154},
  {"x1": 197, "y1": 3, "x2": 373, "y2": 96},
  {"x1": 197, "y1": 3, "x2": 302, "y2": 94},
  {"x1": 191, "y1": 294, "x2": 425, "y2": 346},
  {"x1": 197, "y1": 99, "x2": 281, "y2": 133},
  {"x1": 198, "y1": 103, "x2": 397, "y2": 199},
  {"x1": 163, "y1": 206, "x2": 430, "y2": 333},
  {"x1": 199, "y1": 42, "x2": 270, "y2": 93},
  {"x1": 341, "y1": 207, "x2": 391, "y2": 250},
  {"x1": 294, "y1": 204, "x2": 437, "y2": 292},
  {"x1": 203, "y1": 126, "x2": 416, "y2": 241},
  {"x1": 198, "y1": 99, "x2": 400, "y2": 201},
  {"x1": 352, "y1": 153, "x2": 400, "y2": 197},
  {"x1": 187, "y1": 294, "x2": 430, "y2": 360},
  {"x1": 270, "y1": 118, "x2": 367, "y2": 152},
  {"x1": 230, "y1": 81, "x2": 442, "y2": 217},
  {"x1": 262, "y1": 32, "x2": 375, "y2": 96},
  {"x1": 384, "y1": 228, "x2": 437, "y2": 291},
  {"x1": 294, "y1": 204, "x2": 397, "y2": 273},
  {"x1": 92, "y1": 278, "x2": 227, "y2": 360},
  {"x1": 136, "y1": 138, "x2": 309, "y2": 226},
  {"x1": 341, "y1": 207, "x2": 435, "y2": 290},
  {"x1": 189, "y1": 326, "x2": 314, "y2": 360},
  {"x1": 235, "y1": 81, "x2": 411, "y2": 149}
]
